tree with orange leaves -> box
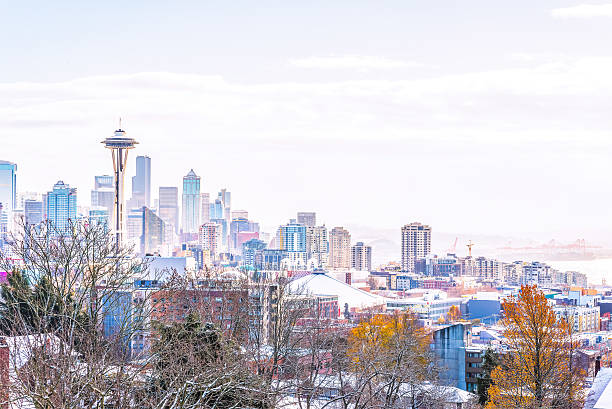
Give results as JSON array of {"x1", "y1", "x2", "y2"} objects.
[
  {"x1": 447, "y1": 305, "x2": 461, "y2": 321},
  {"x1": 341, "y1": 312, "x2": 447, "y2": 408},
  {"x1": 486, "y1": 285, "x2": 585, "y2": 409}
]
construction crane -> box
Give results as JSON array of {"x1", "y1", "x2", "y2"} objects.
[{"x1": 466, "y1": 240, "x2": 474, "y2": 257}]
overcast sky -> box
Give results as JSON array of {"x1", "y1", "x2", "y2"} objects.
[{"x1": 1, "y1": 1, "x2": 612, "y2": 241}]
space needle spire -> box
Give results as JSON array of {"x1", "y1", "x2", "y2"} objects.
[{"x1": 102, "y1": 122, "x2": 138, "y2": 249}]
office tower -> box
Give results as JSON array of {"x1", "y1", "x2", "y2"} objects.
[
  {"x1": 126, "y1": 207, "x2": 144, "y2": 241},
  {"x1": 46, "y1": 181, "x2": 77, "y2": 235},
  {"x1": 0, "y1": 161, "x2": 17, "y2": 233},
  {"x1": 306, "y1": 225, "x2": 329, "y2": 269},
  {"x1": 210, "y1": 218, "x2": 228, "y2": 251},
  {"x1": 230, "y1": 216, "x2": 256, "y2": 251},
  {"x1": 102, "y1": 127, "x2": 138, "y2": 247},
  {"x1": 131, "y1": 155, "x2": 151, "y2": 208},
  {"x1": 219, "y1": 189, "x2": 231, "y2": 242},
  {"x1": 94, "y1": 175, "x2": 113, "y2": 189},
  {"x1": 351, "y1": 242, "x2": 372, "y2": 271},
  {"x1": 297, "y1": 212, "x2": 316, "y2": 227},
  {"x1": 181, "y1": 170, "x2": 201, "y2": 234},
  {"x1": 200, "y1": 193, "x2": 210, "y2": 223},
  {"x1": 401, "y1": 222, "x2": 432, "y2": 273},
  {"x1": 142, "y1": 207, "x2": 165, "y2": 255},
  {"x1": 242, "y1": 238, "x2": 267, "y2": 269},
  {"x1": 91, "y1": 174, "x2": 115, "y2": 224},
  {"x1": 88, "y1": 207, "x2": 109, "y2": 231},
  {"x1": 219, "y1": 189, "x2": 231, "y2": 215},
  {"x1": 279, "y1": 220, "x2": 307, "y2": 268},
  {"x1": 279, "y1": 220, "x2": 307, "y2": 253},
  {"x1": 210, "y1": 198, "x2": 223, "y2": 220},
  {"x1": 199, "y1": 222, "x2": 220, "y2": 259},
  {"x1": 158, "y1": 187, "x2": 179, "y2": 234},
  {"x1": 329, "y1": 227, "x2": 351, "y2": 269},
  {"x1": 24, "y1": 200, "x2": 43, "y2": 225}
]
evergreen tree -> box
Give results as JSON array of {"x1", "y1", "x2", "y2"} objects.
[{"x1": 477, "y1": 348, "x2": 498, "y2": 405}]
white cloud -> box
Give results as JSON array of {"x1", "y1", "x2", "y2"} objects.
[
  {"x1": 2, "y1": 57, "x2": 612, "y2": 237},
  {"x1": 289, "y1": 55, "x2": 427, "y2": 70},
  {"x1": 551, "y1": 3, "x2": 612, "y2": 18}
]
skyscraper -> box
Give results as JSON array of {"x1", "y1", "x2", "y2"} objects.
[
  {"x1": 306, "y1": 225, "x2": 329, "y2": 269},
  {"x1": 158, "y1": 187, "x2": 179, "y2": 234},
  {"x1": 46, "y1": 181, "x2": 77, "y2": 235},
  {"x1": 218, "y1": 189, "x2": 231, "y2": 246},
  {"x1": 24, "y1": 200, "x2": 43, "y2": 225},
  {"x1": 88, "y1": 207, "x2": 109, "y2": 231},
  {"x1": 141, "y1": 206, "x2": 165, "y2": 255},
  {"x1": 279, "y1": 220, "x2": 307, "y2": 268},
  {"x1": 209, "y1": 198, "x2": 223, "y2": 220},
  {"x1": 297, "y1": 212, "x2": 316, "y2": 227},
  {"x1": 131, "y1": 155, "x2": 151, "y2": 208},
  {"x1": 329, "y1": 227, "x2": 351, "y2": 270},
  {"x1": 200, "y1": 192, "x2": 210, "y2": 223},
  {"x1": 0, "y1": 161, "x2": 17, "y2": 233},
  {"x1": 401, "y1": 222, "x2": 432, "y2": 273},
  {"x1": 181, "y1": 170, "x2": 201, "y2": 234},
  {"x1": 102, "y1": 127, "x2": 138, "y2": 247},
  {"x1": 91, "y1": 175, "x2": 115, "y2": 224},
  {"x1": 94, "y1": 175, "x2": 113, "y2": 189},
  {"x1": 351, "y1": 242, "x2": 372, "y2": 271},
  {"x1": 279, "y1": 220, "x2": 307, "y2": 253}
]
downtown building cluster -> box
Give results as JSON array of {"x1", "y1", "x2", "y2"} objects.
[{"x1": 2, "y1": 128, "x2": 612, "y2": 405}]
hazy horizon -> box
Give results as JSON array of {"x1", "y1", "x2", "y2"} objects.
[{"x1": 2, "y1": 1, "x2": 612, "y2": 243}]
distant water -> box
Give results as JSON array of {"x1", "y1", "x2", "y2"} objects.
[{"x1": 548, "y1": 258, "x2": 612, "y2": 286}]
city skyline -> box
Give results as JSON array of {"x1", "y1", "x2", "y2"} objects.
[{"x1": 1, "y1": 2, "x2": 612, "y2": 242}]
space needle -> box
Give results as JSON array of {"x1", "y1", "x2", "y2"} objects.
[{"x1": 102, "y1": 123, "x2": 138, "y2": 249}]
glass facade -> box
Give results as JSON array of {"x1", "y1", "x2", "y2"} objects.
[
  {"x1": 46, "y1": 181, "x2": 77, "y2": 235},
  {"x1": 181, "y1": 169, "x2": 201, "y2": 233}
]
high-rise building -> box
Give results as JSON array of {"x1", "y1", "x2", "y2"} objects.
[
  {"x1": 329, "y1": 227, "x2": 351, "y2": 269},
  {"x1": 210, "y1": 218, "x2": 228, "y2": 251},
  {"x1": 279, "y1": 220, "x2": 307, "y2": 268},
  {"x1": 351, "y1": 242, "x2": 372, "y2": 271},
  {"x1": 230, "y1": 217, "x2": 252, "y2": 251},
  {"x1": 88, "y1": 207, "x2": 109, "y2": 231},
  {"x1": 306, "y1": 225, "x2": 328, "y2": 269},
  {"x1": 0, "y1": 161, "x2": 17, "y2": 233},
  {"x1": 218, "y1": 189, "x2": 231, "y2": 245},
  {"x1": 279, "y1": 220, "x2": 307, "y2": 253},
  {"x1": 199, "y1": 222, "x2": 220, "y2": 259},
  {"x1": 46, "y1": 181, "x2": 77, "y2": 235},
  {"x1": 102, "y1": 127, "x2": 138, "y2": 247},
  {"x1": 200, "y1": 193, "x2": 210, "y2": 223},
  {"x1": 94, "y1": 175, "x2": 113, "y2": 190},
  {"x1": 181, "y1": 170, "x2": 201, "y2": 234},
  {"x1": 209, "y1": 198, "x2": 223, "y2": 220},
  {"x1": 242, "y1": 238, "x2": 267, "y2": 269},
  {"x1": 297, "y1": 212, "x2": 316, "y2": 227},
  {"x1": 401, "y1": 222, "x2": 432, "y2": 273},
  {"x1": 158, "y1": 187, "x2": 179, "y2": 234},
  {"x1": 24, "y1": 200, "x2": 43, "y2": 225},
  {"x1": 131, "y1": 155, "x2": 151, "y2": 208},
  {"x1": 141, "y1": 206, "x2": 165, "y2": 255},
  {"x1": 126, "y1": 207, "x2": 144, "y2": 242},
  {"x1": 91, "y1": 174, "x2": 115, "y2": 224}
]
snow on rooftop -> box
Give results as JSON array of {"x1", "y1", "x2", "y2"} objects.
[
  {"x1": 585, "y1": 369, "x2": 612, "y2": 409},
  {"x1": 290, "y1": 272, "x2": 385, "y2": 310}
]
